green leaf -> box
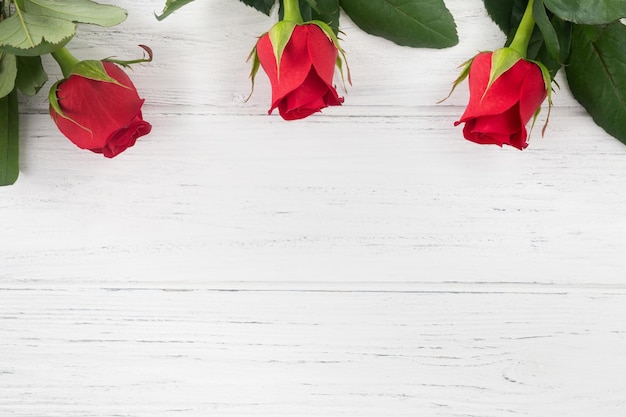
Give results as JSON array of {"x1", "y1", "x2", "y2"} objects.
[
  {"x1": 0, "y1": 12, "x2": 74, "y2": 56},
  {"x1": 305, "y1": 0, "x2": 338, "y2": 14},
  {"x1": 0, "y1": 52, "x2": 17, "y2": 98},
  {"x1": 533, "y1": 0, "x2": 559, "y2": 61},
  {"x1": 482, "y1": 0, "x2": 526, "y2": 36},
  {"x1": 566, "y1": 22, "x2": 626, "y2": 145},
  {"x1": 239, "y1": 0, "x2": 276, "y2": 16},
  {"x1": 544, "y1": 0, "x2": 626, "y2": 25},
  {"x1": 535, "y1": 16, "x2": 572, "y2": 78},
  {"x1": 156, "y1": 0, "x2": 195, "y2": 20},
  {"x1": 15, "y1": 55, "x2": 48, "y2": 96},
  {"x1": 338, "y1": 0, "x2": 458, "y2": 48},
  {"x1": 23, "y1": 0, "x2": 127, "y2": 27},
  {"x1": 0, "y1": 89, "x2": 19, "y2": 185},
  {"x1": 311, "y1": 4, "x2": 339, "y2": 34}
]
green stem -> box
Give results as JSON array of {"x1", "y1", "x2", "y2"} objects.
[
  {"x1": 509, "y1": 0, "x2": 535, "y2": 58},
  {"x1": 282, "y1": 0, "x2": 303, "y2": 24},
  {"x1": 0, "y1": 89, "x2": 20, "y2": 185},
  {"x1": 51, "y1": 47, "x2": 79, "y2": 78}
]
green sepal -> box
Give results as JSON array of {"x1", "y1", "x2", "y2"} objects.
[
  {"x1": 528, "y1": 58, "x2": 554, "y2": 137},
  {"x1": 48, "y1": 78, "x2": 92, "y2": 135},
  {"x1": 0, "y1": 51, "x2": 17, "y2": 98},
  {"x1": 70, "y1": 60, "x2": 127, "y2": 89},
  {"x1": 48, "y1": 79, "x2": 68, "y2": 121},
  {"x1": 268, "y1": 20, "x2": 297, "y2": 79},
  {"x1": 0, "y1": 88, "x2": 19, "y2": 185},
  {"x1": 335, "y1": 55, "x2": 347, "y2": 92},
  {"x1": 485, "y1": 47, "x2": 523, "y2": 96},
  {"x1": 245, "y1": 42, "x2": 261, "y2": 102},
  {"x1": 103, "y1": 44, "x2": 153, "y2": 69},
  {"x1": 438, "y1": 54, "x2": 476, "y2": 103},
  {"x1": 308, "y1": 20, "x2": 351, "y2": 88}
]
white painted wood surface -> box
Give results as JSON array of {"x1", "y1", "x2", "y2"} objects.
[{"x1": 2, "y1": 1, "x2": 626, "y2": 416}]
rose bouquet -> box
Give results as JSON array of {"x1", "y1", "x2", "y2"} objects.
[{"x1": 0, "y1": 0, "x2": 151, "y2": 185}]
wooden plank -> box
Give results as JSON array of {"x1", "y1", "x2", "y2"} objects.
[
  {"x1": 2, "y1": 108, "x2": 626, "y2": 284},
  {"x1": 1, "y1": 286, "x2": 625, "y2": 416},
  {"x1": 2, "y1": 2, "x2": 626, "y2": 416}
]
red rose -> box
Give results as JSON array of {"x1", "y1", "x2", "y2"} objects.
[
  {"x1": 455, "y1": 52, "x2": 547, "y2": 150},
  {"x1": 256, "y1": 24, "x2": 343, "y2": 120},
  {"x1": 50, "y1": 61, "x2": 151, "y2": 158}
]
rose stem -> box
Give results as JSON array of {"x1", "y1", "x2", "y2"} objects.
[
  {"x1": 282, "y1": 0, "x2": 304, "y2": 24},
  {"x1": 51, "y1": 47, "x2": 80, "y2": 78},
  {"x1": 509, "y1": 0, "x2": 536, "y2": 58}
]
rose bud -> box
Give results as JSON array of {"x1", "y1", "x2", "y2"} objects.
[
  {"x1": 247, "y1": 0, "x2": 349, "y2": 121},
  {"x1": 254, "y1": 23, "x2": 344, "y2": 120},
  {"x1": 49, "y1": 48, "x2": 152, "y2": 158},
  {"x1": 454, "y1": 51, "x2": 547, "y2": 150}
]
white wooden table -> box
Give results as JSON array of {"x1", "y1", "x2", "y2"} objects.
[{"x1": 2, "y1": 1, "x2": 626, "y2": 416}]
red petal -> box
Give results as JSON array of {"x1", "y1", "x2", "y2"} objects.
[
  {"x1": 462, "y1": 119, "x2": 509, "y2": 147},
  {"x1": 306, "y1": 24, "x2": 337, "y2": 87},
  {"x1": 278, "y1": 71, "x2": 327, "y2": 120},
  {"x1": 276, "y1": 69, "x2": 344, "y2": 120},
  {"x1": 461, "y1": 105, "x2": 528, "y2": 149},
  {"x1": 101, "y1": 115, "x2": 152, "y2": 158},
  {"x1": 508, "y1": 131, "x2": 528, "y2": 150},
  {"x1": 471, "y1": 104, "x2": 520, "y2": 135},
  {"x1": 458, "y1": 52, "x2": 531, "y2": 122},
  {"x1": 257, "y1": 26, "x2": 314, "y2": 111},
  {"x1": 518, "y1": 63, "x2": 547, "y2": 125},
  {"x1": 255, "y1": 34, "x2": 279, "y2": 97},
  {"x1": 51, "y1": 62, "x2": 148, "y2": 152}
]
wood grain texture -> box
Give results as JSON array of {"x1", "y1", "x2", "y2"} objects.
[
  {"x1": 1, "y1": 1, "x2": 626, "y2": 416},
  {"x1": 2, "y1": 284, "x2": 626, "y2": 416}
]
